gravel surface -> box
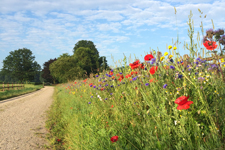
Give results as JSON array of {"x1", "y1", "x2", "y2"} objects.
[{"x1": 0, "y1": 86, "x2": 55, "y2": 150}]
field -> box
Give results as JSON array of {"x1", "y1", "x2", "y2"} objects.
[
  {"x1": 0, "y1": 84, "x2": 44, "y2": 100},
  {"x1": 41, "y1": 9, "x2": 225, "y2": 150}
]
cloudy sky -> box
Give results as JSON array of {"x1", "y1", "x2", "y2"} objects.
[{"x1": 0, "y1": 0, "x2": 225, "y2": 71}]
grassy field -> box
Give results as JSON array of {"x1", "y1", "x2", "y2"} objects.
[{"x1": 0, "y1": 84, "x2": 45, "y2": 101}]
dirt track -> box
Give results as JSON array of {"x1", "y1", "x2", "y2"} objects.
[{"x1": 0, "y1": 86, "x2": 55, "y2": 150}]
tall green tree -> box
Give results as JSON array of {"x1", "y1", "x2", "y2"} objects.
[
  {"x1": 72, "y1": 40, "x2": 110, "y2": 75},
  {"x1": 49, "y1": 53, "x2": 82, "y2": 83},
  {"x1": 41, "y1": 58, "x2": 59, "y2": 84},
  {"x1": 1, "y1": 48, "x2": 41, "y2": 82}
]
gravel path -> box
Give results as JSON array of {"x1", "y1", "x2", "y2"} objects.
[{"x1": 0, "y1": 86, "x2": 55, "y2": 150}]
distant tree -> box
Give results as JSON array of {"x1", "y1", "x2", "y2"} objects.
[
  {"x1": 72, "y1": 40, "x2": 110, "y2": 76},
  {"x1": 49, "y1": 53, "x2": 81, "y2": 83},
  {"x1": 1, "y1": 48, "x2": 41, "y2": 82},
  {"x1": 41, "y1": 58, "x2": 59, "y2": 84}
]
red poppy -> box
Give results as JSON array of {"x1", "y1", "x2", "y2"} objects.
[
  {"x1": 112, "y1": 76, "x2": 115, "y2": 79},
  {"x1": 203, "y1": 40, "x2": 217, "y2": 50},
  {"x1": 109, "y1": 71, "x2": 113, "y2": 75},
  {"x1": 149, "y1": 66, "x2": 158, "y2": 75},
  {"x1": 111, "y1": 136, "x2": 119, "y2": 143},
  {"x1": 125, "y1": 74, "x2": 131, "y2": 78},
  {"x1": 101, "y1": 88, "x2": 104, "y2": 91},
  {"x1": 174, "y1": 95, "x2": 193, "y2": 110},
  {"x1": 74, "y1": 82, "x2": 77, "y2": 84},
  {"x1": 57, "y1": 139, "x2": 61, "y2": 142},
  {"x1": 129, "y1": 60, "x2": 144, "y2": 70},
  {"x1": 149, "y1": 78, "x2": 158, "y2": 83},
  {"x1": 111, "y1": 105, "x2": 113, "y2": 108},
  {"x1": 144, "y1": 54, "x2": 154, "y2": 61}
]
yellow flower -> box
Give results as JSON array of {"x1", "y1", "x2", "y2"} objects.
[
  {"x1": 160, "y1": 56, "x2": 165, "y2": 61},
  {"x1": 169, "y1": 55, "x2": 173, "y2": 59},
  {"x1": 164, "y1": 65, "x2": 167, "y2": 67},
  {"x1": 168, "y1": 45, "x2": 172, "y2": 49},
  {"x1": 173, "y1": 47, "x2": 177, "y2": 50},
  {"x1": 164, "y1": 52, "x2": 169, "y2": 56}
]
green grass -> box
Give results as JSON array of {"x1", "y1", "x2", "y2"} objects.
[{"x1": 0, "y1": 84, "x2": 46, "y2": 101}]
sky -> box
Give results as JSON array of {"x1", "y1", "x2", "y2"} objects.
[{"x1": 0, "y1": 0, "x2": 225, "y2": 71}]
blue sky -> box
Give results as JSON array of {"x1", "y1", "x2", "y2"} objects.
[{"x1": 0, "y1": 0, "x2": 225, "y2": 71}]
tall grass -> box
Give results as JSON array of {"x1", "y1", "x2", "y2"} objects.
[{"x1": 45, "y1": 8, "x2": 225, "y2": 150}]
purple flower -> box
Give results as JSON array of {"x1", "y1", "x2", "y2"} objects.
[
  {"x1": 96, "y1": 75, "x2": 99, "y2": 77},
  {"x1": 88, "y1": 102, "x2": 91, "y2": 104},
  {"x1": 119, "y1": 72, "x2": 122, "y2": 74},
  {"x1": 90, "y1": 85, "x2": 93, "y2": 87},
  {"x1": 163, "y1": 84, "x2": 167, "y2": 88},
  {"x1": 151, "y1": 58, "x2": 156, "y2": 64},
  {"x1": 170, "y1": 59, "x2": 174, "y2": 63},
  {"x1": 132, "y1": 77, "x2": 138, "y2": 81},
  {"x1": 110, "y1": 93, "x2": 113, "y2": 95},
  {"x1": 93, "y1": 85, "x2": 96, "y2": 88},
  {"x1": 170, "y1": 65, "x2": 175, "y2": 69},
  {"x1": 110, "y1": 85, "x2": 113, "y2": 87},
  {"x1": 178, "y1": 74, "x2": 183, "y2": 79},
  {"x1": 105, "y1": 98, "x2": 108, "y2": 100},
  {"x1": 188, "y1": 68, "x2": 191, "y2": 71},
  {"x1": 145, "y1": 83, "x2": 149, "y2": 86},
  {"x1": 111, "y1": 69, "x2": 114, "y2": 72},
  {"x1": 105, "y1": 84, "x2": 108, "y2": 86}
]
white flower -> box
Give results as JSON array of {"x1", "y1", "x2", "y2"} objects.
[{"x1": 174, "y1": 120, "x2": 177, "y2": 125}]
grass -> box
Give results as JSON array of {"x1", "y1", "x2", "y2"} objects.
[{"x1": 0, "y1": 84, "x2": 54, "y2": 101}]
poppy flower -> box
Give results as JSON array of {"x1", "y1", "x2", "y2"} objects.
[
  {"x1": 150, "y1": 66, "x2": 158, "y2": 75},
  {"x1": 203, "y1": 40, "x2": 217, "y2": 50},
  {"x1": 109, "y1": 71, "x2": 113, "y2": 75},
  {"x1": 111, "y1": 136, "x2": 119, "y2": 143},
  {"x1": 144, "y1": 54, "x2": 154, "y2": 61},
  {"x1": 149, "y1": 78, "x2": 158, "y2": 83},
  {"x1": 111, "y1": 105, "x2": 113, "y2": 108},
  {"x1": 174, "y1": 95, "x2": 193, "y2": 110},
  {"x1": 125, "y1": 74, "x2": 131, "y2": 78}
]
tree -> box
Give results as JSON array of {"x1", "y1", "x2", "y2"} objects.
[
  {"x1": 1, "y1": 48, "x2": 41, "y2": 82},
  {"x1": 41, "y1": 58, "x2": 59, "y2": 84},
  {"x1": 49, "y1": 53, "x2": 81, "y2": 83},
  {"x1": 72, "y1": 40, "x2": 110, "y2": 76}
]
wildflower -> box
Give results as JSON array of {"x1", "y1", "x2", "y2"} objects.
[
  {"x1": 144, "y1": 54, "x2": 154, "y2": 61},
  {"x1": 111, "y1": 105, "x2": 113, "y2": 108},
  {"x1": 173, "y1": 47, "x2": 177, "y2": 50},
  {"x1": 203, "y1": 40, "x2": 217, "y2": 50},
  {"x1": 145, "y1": 83, "x2": 149, "y2": 86},
  {"x1": 170, "y1": 59, "x2": 174, "y2": 63},
  {"x1": 163, "y1": 84, "x2": 167, "y2": 88},
  {"x1": 150, "y1": 66, "x2": 158, "y2": 75},
  {"x1": 170, "y1": 65, "x2": 175, "y2": 69},
  {"x1": 198, "y1": 77, "x2": 205, "y2": 82},
  {"x1": 160, "y1": 56, "x2": 165, "y2": 61},
  {"x1": 164, "y1": 52, "x2": 169, "y2": 56},
  {"x1": 174, "y1": 120, "x2": 177, "y2": 125},
  {"x1": 129, "y1": 60, "x2": 144, "y2": 69},
  {"x1": 178, "y1": 74, "x2": 183, "y2": 79},
  {"x1": 149, "y1": 78, "x2": 158, "y2": 83},
  {"x1": 168, "y1": 45, "x2": 172, "y2": 49},
  {"x1": 151, "y1": 58, "x2": 156, "y2": 64},
  {"x1": 96, "y1": 75, "x2": 99, "y2": 77},
  {"x1": 111, "y1": 136, "x2": 119, "y2": 143},
  {"x1": 175, "y1": 95, "x2": 193, "y2": 110},
  {"x1": 57, "y1": 139, "x2": 61, "y2": 142},
  {"x1": 88, "y1": 102, "x2": 91, "y2": 104}
]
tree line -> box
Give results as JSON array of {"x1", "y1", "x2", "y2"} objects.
[{"x1": 0, "y1": 40, "x2": 111, "y2": 84}]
